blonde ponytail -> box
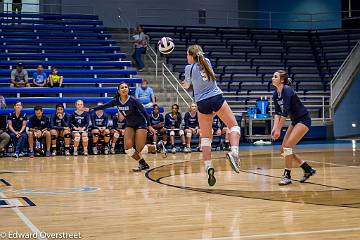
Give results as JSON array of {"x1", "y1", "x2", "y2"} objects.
[{"x1": 188, "y1": 45, "x2": 216, "y2": 81}]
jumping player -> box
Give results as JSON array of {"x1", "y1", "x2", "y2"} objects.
[
  {"x1": 181, "y1": 44, "x2": 241, "y2": 186},
  {"x1": 89, "y1": 82, "x2": 156, "y2": 172},
  {"x1": 271, "y1": 70, "x2": 316, "y2": 185}
]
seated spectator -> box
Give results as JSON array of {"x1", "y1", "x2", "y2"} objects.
[
  {"x1": 28, "y1": 106, "x2": 51, "y2": 158},
  {"x1": 0, "y1": 95, "x2": 6, "y2": 108},
  {"x1": 50, "y1": 104, "x2": 71, "y2": 156},
  {"x1": 213, "y1": 115, "x2": 230, "y2": 150},
  {"x1": 135, "y1": 79, "x2": 156, "y2": 107},
  {"x1": 110, "y1": 112, "x2": 126, "y2": 154},
  {"x1": 90, "y1": 102, "x2": 111, "y2": 155},
  {"x1": 184, "y1": 103, "x2": 201, "y2": 153},
  {"x1": 131, "y1": 25, "x2": 148, "y2": 71},
  {"x1": 165, "y1": 104, "x2": 186, "y2": 154},
  {"x1": 0, "y1": 126, "x2": 10, "y2": 157},
  {"x1": 149, "y1": 104, "x2": 166, "y2": 146},
  {"x1": 70, "y1": 100, "x2": 89, "y2": 156},
  {"x1": 10, "y1": 63, "x2": 29, "y2": 87},
  {"x1": 7, "y1": 102, "x2": 27, "y2": 158},
  {"x1": 32, "y1": 64, "x2": 47, "y2": 87},
  {"x1": 48, "y1": 66, "x2": 64, "y2": 87}
]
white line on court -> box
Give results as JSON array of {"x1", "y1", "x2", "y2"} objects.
[
  {"x1": 307, "y1": 160, "x2": 360, "y2": 169},
  {"x1": 0, "y1": 192, "x2": 48, "y2": 240},
  {"x1": 193, "y1": 227, "x2": 360, "y2": 239}
]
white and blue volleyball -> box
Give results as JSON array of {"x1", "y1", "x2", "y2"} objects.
[{"x1": 157, "y1": 37, "x2": 175, "y2": 54}]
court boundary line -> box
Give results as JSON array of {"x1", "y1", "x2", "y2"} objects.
[
  {"x1": 0, "y1": 191, "x2": 48, "y2": 240},
  {"x1": 191, "y1": 226, "x2": 360, "y2": 239},
  {"x1": 145, "y1": 154, "x2": 360, "y2": 208}
]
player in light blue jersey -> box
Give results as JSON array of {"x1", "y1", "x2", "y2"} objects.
[{"x1": 181, "y1": 44, "x2": 241, "y2": 186}]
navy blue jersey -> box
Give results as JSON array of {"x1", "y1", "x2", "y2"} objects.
[
  {"x1": 7, "y1": 112, "x2": 27, "y2": 132},
  {"x1": 29, "y1": 115, "x2": 50, "y2": 130},
  {"x1": 91, "y1": 112, "x2": 109, "y2": 128},
  {"x1": 212, "y1": 115, "x2": 225, "y2": 131},
  {"x1": 50, "y1": 113, "x2": 70, "y2": 129},
  {"x1": 273, "y1": 85, "x2": 309, "y2": 122},
  {"x1": 150, "y1": 113, "x2": 164, "y2": 127},
  {"x1": 70, "y1": 111, "x2": 90, "y2": 129},
  {"x1": 165, "y1": 112, "x2": 182, "y2": 129},
  {"x1": 92, "y1": 96, "x2": 150, "y2": 128},
  {"x1": 184, "y1": 112, "x2": 198, "y2": 129},
  {"x1": 112, "y1": 114, "x2": 126, "y2": 130}
]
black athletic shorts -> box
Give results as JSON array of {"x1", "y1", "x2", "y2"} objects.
[
  {"x1": 197, "y1": 94, "x2": 225, "y2": 115},
  {"x1": 291, "y1": 114, "x2": 311, "y2": 129}
]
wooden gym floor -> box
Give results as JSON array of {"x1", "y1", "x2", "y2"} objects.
[{"x1": 0, "y1": 140, "x2": 359, "y2": 240}]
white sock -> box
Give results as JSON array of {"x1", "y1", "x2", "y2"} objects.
[
  {"x1": 230, "y1": 146, "x2": 239, "y2": 156},
  {"x1": 74, "y1": 147, "x2": 78, "y2": 152},
  {"x1": 204, "y1": 160, "x2": 212, "y2": 171}
]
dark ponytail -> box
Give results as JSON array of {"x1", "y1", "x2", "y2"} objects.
[{"x1": 276, "y1": 70, "x2": 292, "y2": 86}]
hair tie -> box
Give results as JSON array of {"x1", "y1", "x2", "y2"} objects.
[{"x1": 196, "y1": 51, "x2": 204, "y2": 57}]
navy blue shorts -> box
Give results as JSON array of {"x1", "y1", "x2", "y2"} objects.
[
  {"x1": 291, "y1": 114, "x2": 311, "y2": 129},
  {"x1": 127, "y1": 124, "x2": 147, "y2": 130},
  {"x1": 197, "y1": 94, "x2": 225, "y2": 115}
]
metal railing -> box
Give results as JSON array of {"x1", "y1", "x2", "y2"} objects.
[
  {"x1": 146, "y1": 45, "x2": 158, "y2": 83},
  {"x1": 161, "y1": 63, "x2": 193, "y2": 108},
  {"x1": 331, "y1": 40, "x2": 360, "y2": 113}
]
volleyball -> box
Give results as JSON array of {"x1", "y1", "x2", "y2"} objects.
[{"x1": 157, "y1": 37, "x2": 175, "y2": 54}]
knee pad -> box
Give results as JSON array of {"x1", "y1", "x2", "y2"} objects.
[
  {"x1": 179, "y1": 130, "x2": 184, "y2": 136},
  {"x1": 170, "y1": 130, "x2": 175, "y2": 136},
  {"x1": 51, "y1": 135, "x2": 57, "y2": 140},
  {"x1": 230, "y1": 126, "x2": 240, "y2": 135},
  {"x1": 74, "y1": 136, "x2": 81, "y2": 142},
  {"x1": 186, "y1": 132, "x2": 192, "y2": 138},
  {"x1": 200, "y1": 138, "x2": 212, "y2": 147},
  {"x1": 64, "y1": 133, "x2": 71, "y2": 139},
  {"x1": 93, "y1": 133, "x2": 99, "y2": 137},
  {"x1": 281, "y1": 147, "x2": 293, "y2": 157},
  {"x1": 125, "y1": 147, "x2": 135, "y2": 156},
  {"x1": 113, "y1": 132, "x2": 120, "y2": 138},
  {"x1": 105, "y1": 133, "x2": 111, "y2": 138}
]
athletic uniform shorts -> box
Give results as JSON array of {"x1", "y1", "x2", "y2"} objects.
[
  {"x1": 291, "y1": 114, "x2": 311, "y2": 129},
  {"x1": 197, "y1": 94, "x2": 225, "y2": 115}
]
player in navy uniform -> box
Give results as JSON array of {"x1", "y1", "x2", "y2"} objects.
[
  {"x1": 212, "y1": 115, "x2": 230, "y2": 150},
  {"x1": 90, "y1": 102, "x2": 111, "y2": 155},
  {"x1": 271, "y1": 70, "x2": 316, "y2": 186},
  {"x1": 165, "y1": 104, "x2": 186, "y2": 154},
  {"x1": 28, "y1": 106, "x2": 51, "y2": 157},
  {"x1": 149, "y1": 104, "x2": 167, "y2": 145},
  {"x1": 7, "y1": 102, "x2": 27, "y2": 158},
  {"x1": 70, "y1": 100, "x2": 90, "y2": 156},
  {"x1": 89, "y1": 82, "x2": 156, "y2": 172},
  {"x1": 181, "y1": 44, "x2": 241, "y2": 186},
  {"x1": 183, "y1": 103, "x2": 200, "y2": 153},
  {"x1": 50, "y1": 104, "x2": 71, "y2": 156},
  {"x1": 110, "y1": 112, "x2": 126, "y2": 154}
]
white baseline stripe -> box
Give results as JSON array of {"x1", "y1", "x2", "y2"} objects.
[
  {"x1": 0, "y1": 192, "x2": 48, "y2": 240},
  {"x1": 193, "y1": 227, "x2": 360, "y2": 240}
]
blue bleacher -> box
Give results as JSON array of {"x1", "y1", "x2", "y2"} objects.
[
  {"x1": 0, "y1": 13, "x2": 164, "y2": 121},
  {"x1": 0, "y1": 78, "x2": 141, "y2": 84},
  {"x1": 0, "y1": 60, "x2": 131, "y2": 67},
  {"x1": 0, "y1": 69, "x2": 137, "y2": 75}
]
